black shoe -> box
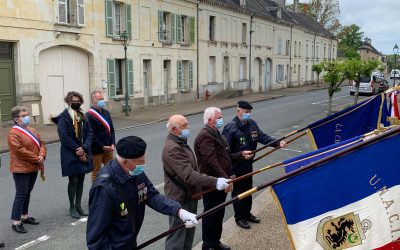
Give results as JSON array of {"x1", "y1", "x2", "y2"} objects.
[
  {"x1": 69, "y1": 208, "x2": 80, "y2": 219},
  {"x1": 21, "y1": 217, "x2": 40, "y2": 225},
  {"x1": 12, "y1": 224, "x2": 27, "y2": 234},
  {"x1": 235, "y1": 219, "x2": 250, "y2": 229},
  {"x1": 217, "y1": 243, "x2": 231, "y2": 250},
  {"x1": 247, "y1": 214, "x2": 261, "y2": 223},
  {"x1": 75, "y1": 206, "x2": 88, "y2": 216},
  {"x1": 0, "y1": 242, "x2": 4, "y2": 248}
]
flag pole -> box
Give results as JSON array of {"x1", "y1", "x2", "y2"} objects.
[{"x1": 137, "y1": 126, "x2": 400, "y2": 250}]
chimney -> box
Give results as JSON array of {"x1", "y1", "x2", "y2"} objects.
[
  {"x1": 294, "y1": 0, "x2": 299, "y2": 12},
  {"x1": 364, "y1": 37, "x2": 371, "y2": 45},
  {"x1": 240, "y1": 0, "x2": 246, "y2": 6},
  {"x1": 274, "y1": 0, "x2": 286, "y2": 9}
]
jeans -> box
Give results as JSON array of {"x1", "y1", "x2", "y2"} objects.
[{"x1": 11, "y1": 172, "x2": 38, "y2": 221}]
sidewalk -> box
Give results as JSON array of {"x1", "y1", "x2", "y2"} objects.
[{"x1": 0, "y1": 84, "x2": 327, "y2": 153}]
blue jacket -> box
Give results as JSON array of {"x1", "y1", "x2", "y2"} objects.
[
  {"x1": 86, "y1": 160, "x2": 182, "y2": 250},
  {"x1": 222, "y1": 116, "x2": 278, "y2": 174},
  {"x1": 53, "y1": 109, "x2": 93, "y2": 177},
  {"x1": 86, "y1": 107, "x2": 115, "y2": 155}
]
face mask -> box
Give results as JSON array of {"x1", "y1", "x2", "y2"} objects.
[
  {"x1": 128, "y1": 164, "x2": 145, "y2": 176},
  {"x1": 242, "y1": 113, "x2": 251, "y2": 121},
  {"x1": 22, "y1": 116, "x2": 30, "y2": 126},
  {"x1": 180, "y1": 129, "x2": 190, "y2": 139},
  {"x1": 71, "y1": 103, "x2": 81, "y2": 111},
  {"x1": 97, "y1": 100, "x2": 105, "y2": 109},
  {"x1": 216, "y1": 118, "x2": 224, "y2": 129}
]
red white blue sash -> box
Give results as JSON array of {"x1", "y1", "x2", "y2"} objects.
[
  {"x1": 88, "y1": 108, "x2": 111, "y2": 134},
  {"x1": 12, "y1": 125, "x2": 41, "y2": 150}
]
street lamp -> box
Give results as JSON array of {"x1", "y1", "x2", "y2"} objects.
[
  {"x1": 393, "y1": 44, "x2": 399, "y2": 87},
  {"x1": 120, "y1": 30, "x2": 130, "y2": 116}
]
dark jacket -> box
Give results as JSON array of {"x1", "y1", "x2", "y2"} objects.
[
  {"x1": 86, "y1": 159, "x2": 181, "y2": 250},
  {"x1": 222, "y1": 116, "x2": 278, "y2": 174},
  {"x1": 194, "y1": 126, "x2": 243, "y2": 179},
  {"x1": 162, "y1": 133, "x2": 217, "y2": 203},
  {"x1": 52, "y1": 109, "x2": 93, "y2": 177},
  {"x1": 86, "y1": 107, "x2": 115, "y2": 155}
]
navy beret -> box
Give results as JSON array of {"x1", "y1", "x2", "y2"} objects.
[
  {"x1": 116, "y1": 136, "x2": 147, "y2": 159},
  {"x1": 237, "y1": 100, "x2": 253, "y2": 110}
]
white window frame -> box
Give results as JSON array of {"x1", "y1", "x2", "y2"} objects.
[{"x1": 58, "y1": 0, "x2": 85, "y2": 26}]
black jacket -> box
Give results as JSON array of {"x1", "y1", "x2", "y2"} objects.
[{"x1": 86, "y1": 107, "x2": 115, "y2": 155}]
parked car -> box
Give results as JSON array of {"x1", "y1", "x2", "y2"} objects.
[
  {"x1": 372, "y1": 71, "x2": 384, "y2": 77},
  {"x1": 376, "y1": 77, "x2": 389, "y2": 92},
  {"x1": 350, "y1": 75, "x2": 380, "y2": 96},
  {"x1": 390, "y1": 69, "x2": 400, "y2": 79}
]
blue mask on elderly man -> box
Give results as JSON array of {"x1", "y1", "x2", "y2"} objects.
[
  {"x1": 128, "y1": 164, "x2": 145, "y2": 176},
  {"x1": 216, "y1": 118, "x2": 224, "y2": 129}
]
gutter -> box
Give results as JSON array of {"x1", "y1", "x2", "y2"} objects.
[
  {"x1": 196, "y1": 1, "x2": 200, "y2": 99},
  {"x1": 288, "y1": 25, "x2": 293, "y2": 87},
  {"x1": 249, "y1": 14, "x2": 254, "y2": 92}
]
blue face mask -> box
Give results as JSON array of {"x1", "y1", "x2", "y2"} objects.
[
  {"x1": 216, "y1": 118, "x2": 224, "y2": 129},
  {"x1": 180, "y1": 129, "x2": 190, "y2": 138},
  {"x1": 128, "y1": 164, "x2": 145, "y2": 176},
  {"x1": 242, "y1": 113, "x2": 251, "y2": 121},
  {"x1": 97, "y1": 100, "x2": 105, "y2": 109},
  {"x1": 22, "y1": 116, "x2": 30, "y2": 126}
]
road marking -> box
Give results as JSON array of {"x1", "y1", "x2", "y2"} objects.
[
  {"x1": 282, "y1": 148, "x2": 302, "y2": 153},
  {"x1": 71, "y1": 217, "x2": 87, "y2": 226},
  {"x1": 311, "y1": 95, "x2": 349, "y2": 105},
  {"x1": 15, "y1": 235, "x2": 51, "y2": 250},
  {"x1": 155, "y1": 182, "x2": 165, "y2": 190}
]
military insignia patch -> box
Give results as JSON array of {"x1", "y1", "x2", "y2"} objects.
[{"x1": 316, "y1": 213, "x2": 372, "y2": 250}]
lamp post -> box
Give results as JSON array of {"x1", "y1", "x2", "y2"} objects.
[
  {"x1": 393, "y1": 44, "x2": 399, "y2": 87},
  {"x1": 120, "y1": 30, "x2": 130, "y2": 116}
]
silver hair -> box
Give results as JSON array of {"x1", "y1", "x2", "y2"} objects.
[
  {"x1": 11, "y1": 106, "x2": 28, "y2": 120},
  {"x1": 166, "y1": 120, "x2": 179, "y2": 131},
  {"x1": 91, "y1": 89, "x2": 103, "y2": 100},
  {"x1": 203, "y1": 107, "x2": 221, "y2": 125}
]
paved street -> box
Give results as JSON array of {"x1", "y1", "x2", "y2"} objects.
[{"x1": 0, "y1": 86, "x2": 367, "y2": 249}]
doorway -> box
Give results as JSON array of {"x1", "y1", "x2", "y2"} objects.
[
  {"x1": 223, "y1": 56, "x2": 230, "y2": 89},
  {"x1": 143, "y1": 60, "x2": 152, "y2": 107},
  {"x1": 163, "y1": 60, "x2": 171, "y2": 104},
  {"x1": 264, "y1": 58, "x2": 272, "y2": 92},
  {"x1": 0, "y1": 42, "x2": 16, "y2": 120}
]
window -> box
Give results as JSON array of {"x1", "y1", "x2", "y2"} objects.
[
  {"x1": 294, "y1": 41, "x2": 297, "y2": 56},
  {"x1": 232, "y1": 20, "x2": 238, "y2": 43},
  {"x1": 177, "y1": 60, "x2": 193, "y2": 92},
  {"x1": 239, "y1": 57, "x2": 247, "y2": 80},
  {"x1": 209, "y1": 16, "x2": 216, "y2": 41},
  {"x1": 305, "y1": 66, "x2": 308, "y2": 81},
  {"x1": 58, "y1": 0, "x2": 85, "y2": 26},
  {"x1": 158, "y1": 12, "x2": 195, "y2": 44},
  {"x1": 298, "y1": 42, "x2": 301, "y2": 57},
  {"x1": 316, "y1": 46, "x2": 319, "y2": 58},
  {"x1": 277, "y1": 65, "x2": 284, "y2": 81},
  {"x1": 306, "y1": 44, "x2": 309, "y2": 58},
  {"x1": 278, "y1": 38, "x2": 282, "y2": 55},
  {"x1": 324, "y1": 46, "x2": 326, "y2": 59},
  {"x1": 285, "y1": 40, "x2": 290, "y2": 56},
  {"x1": 105, "y1": 0, "x2": 132, "y2": 38},
  {"x1": 242, "y1": 23, "x2": 247, "y2": 44},
  {"x1": 107, "y1": 59, "x2": 134, "y2": 98},
  {"x1": 208, "y1": 56, "x2": 216, "y2": 83}
]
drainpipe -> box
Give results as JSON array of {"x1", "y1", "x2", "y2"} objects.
[
  {"x1": 196, "y1": 2, "x2": 200, "y2": 100},
  {"x1": 288, "y1": 25, "x2": 293, "y2": 87},
  {"x1": 249, "y1": 14, "x2": 254, "y2": 92}
]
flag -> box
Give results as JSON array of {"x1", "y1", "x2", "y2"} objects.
[
  {"x1": 389, "y1": 92, "x2": 399, "y2": 119},
  {"x1": 307, "y1": 93, "x2": 389, "y2": 149},
  {"x1": 283, "y1": 135, "x2": 363, "y2": 173},
  {"x1": 272, "y1": 129, "x2": 400, "y2": 250}
]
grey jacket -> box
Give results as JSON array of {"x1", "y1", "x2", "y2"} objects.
[{"x1": 162, "y1": 133, "x2": 217, "y2": 203}]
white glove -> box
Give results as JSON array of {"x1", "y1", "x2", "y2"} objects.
[
  {"x1": 216, "y1": 178, "x2": 230, "y2": 190},
  {"x1": 178, "y1": 209, "x2": 198, "y2": 228}
]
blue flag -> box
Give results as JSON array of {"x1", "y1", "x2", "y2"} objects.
[{"x1": 307, "y1": 93, "x2": 389, "y2": 149}]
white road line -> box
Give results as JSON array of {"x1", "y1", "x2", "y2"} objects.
[
  {"x1": 71, "y1": 217, "x2": 87, "y2": 226},
  {"x1": 311, "y1": 95, "x2": 350, "y2": 105},
  {"x1": 15, "y1": 235, "x2": 51, "y2": 250},
  {"x1": 155, "y1": 182, "x2": 165, "y2": 190},
  {"x1": 282, "y1": 148, "x2": 302, "y2": 153}
]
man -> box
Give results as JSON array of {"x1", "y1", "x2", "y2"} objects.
[
  {"x1": 194, "y1": 107, "x2": 253, "y2": 250},
  {"x1": 86, "y1": 136, "x2": 198, "y2": 249},
  {"x1": 86, "y1": 90, "x2": 115, "y2": 183},
  {"x1": 163, "y1": 115, "x2": 230, "y2": 250},
  {"x1": 222, "y1": 100, "x2": 287, "y2": 230}
]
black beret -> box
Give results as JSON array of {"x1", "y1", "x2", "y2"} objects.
[
  {"x1": 116, "y1": 136, "x2": 147, "y2": 159},
  {"x1": 237, "y1": 100, "x2": 253, "y2": 110}
]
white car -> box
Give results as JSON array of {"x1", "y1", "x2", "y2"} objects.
[
  {"x1": 390, "y1": 69, "x2": 400, "y2": 79},
  {"x1": 372, "y1": 71, "x2": 384, "y2": 77},
  {"x1": 350, "y1": 75, "x2": 380, "y2": 96}
]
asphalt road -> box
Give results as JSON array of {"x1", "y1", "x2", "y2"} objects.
[{"x1": 0, "y1": 86, "x2": 366, "y2": 249}]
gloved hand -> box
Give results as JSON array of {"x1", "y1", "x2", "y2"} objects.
[
  {"x1": 178, "y1": 209, "x2": 198, "y2": 228},
  {"x1": 216, "y1": 178, "x2": 230, "y2": 191}
]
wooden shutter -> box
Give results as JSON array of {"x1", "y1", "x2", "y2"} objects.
[
  {"x1": 189, "y1": 16, "x2": 195, "y2": 44},
  {"x1": 176, "y1": 14, "x2": 182, "y2": 43},
  {"x1": 58, "y1": 0, "x2": 67, "y2": 23},
  {"x1": 172, "y1": 14, "x2": 176, "y2": 43},
  {"x1": 107, "y1": 59, "x2": 116, "y2": 97},
  {"x1": 77, "y1": 0, "x2": 85, "y2": 26},
  {"x1": 125, "y1": 4, "x2": 132, "y2": 38},
  {"x1": 105, "y1": 0, "x2": 113, "y2": 37},
  {"x1": 189, "y1": 61, "x2": 193, "y2": 90},
  {"x1": 158, "y1": 10, "x2": 164, "y2": 41},
  {"x1": 128, "y1": 59, "x2": 134, "y2": 96},
  {"x1": 177, "y1": 61, "x2": 183, "y2": 91}
]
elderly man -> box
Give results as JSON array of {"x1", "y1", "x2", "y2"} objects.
[
  {"x1": 163, "y1": 115, "x2": 230, "y2": 250},
  {"x1": 87, "y1": 136, "x2": 198, "y2": 249},
  {"x1": 222, "y1": 100, "x2": 287, "y2": 230},
  {"x1": 194, "y1": 107, "x2": 253, "y2": 250},
  {"x1": 86, "y1": 90, "x2": 115, "y2": 183}
]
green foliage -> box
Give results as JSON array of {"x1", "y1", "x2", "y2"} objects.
[
  {"x1": 312, "y1": 64, "x2": 323, "y2": 74},
  {"x1": 337, "y1": 24, "x2": 364, "y2": 50}
]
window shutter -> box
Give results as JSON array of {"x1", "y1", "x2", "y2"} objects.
[
  {"x1": 177, "y1": 61, "x2": 183, "y2": 91},
  {"x1": 125, "y1": 4, "x2": 132, "y2": 38},
  {"x1": 105, "y1": 0, "x2": 113, "y2": 37},
  {"x1": 189, "y1": 61, "x2": 193, "y2": 90},
  {"x1": 77, "y1": 0, "x2": 85, "y2": 26},
  {"x1": 158, "y1": 10, "x2": 164, "y2": 41},
  {"x1": 58, "y1": 0, "x2": 67, "y2": 23},
  {"x1": 107, "y1": 59, "x2": 117, "y2": 98},
  {"x1": 172, "y1": 14, "x2": 176, "y2": 43},
  {"x1": 176, "y1": 14, "x2": 182, "y2": 43},
  {"x1": 189, "y1": 16, "x2": 195, "y2": 44},
  {"x1": 128, "y1": 59, "x2": 134, "y2": 96}
]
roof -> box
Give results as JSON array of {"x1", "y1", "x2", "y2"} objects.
[
  {"x1": 201, "y1": 0, "x2": 336, "y2": 39},
  {"x1": 358, "y1": 42, "x2": 381, "y2": 55}
]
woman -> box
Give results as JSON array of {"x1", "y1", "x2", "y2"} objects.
[
  {"x1": 52, "y1": 91, "x2": 93, "y2": 219},
  {"x1": 8, "y1": 106, "x2": 46, "y2": 233}
]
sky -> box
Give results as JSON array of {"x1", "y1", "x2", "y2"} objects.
[{"x1": 298, "y1": 0, "x2": 400, "y2": 55}]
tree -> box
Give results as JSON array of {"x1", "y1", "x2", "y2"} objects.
[
  {"x1": 320, "y1": 61, "x2": 346, "y2": 115},
  {"x1": 312, "y1": 64, "x2": 323, "y2": 87},
  {"x1": 337, "y1": 24, "x2": 364, "y2": 50}
]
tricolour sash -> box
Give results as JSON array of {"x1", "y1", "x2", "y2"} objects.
[
  {"x1": 88, "y1": 108, "x2": 111, "y2": 134},
  {"x1": 12, "y1": 125, "x2": 41, "y2": 150}
]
